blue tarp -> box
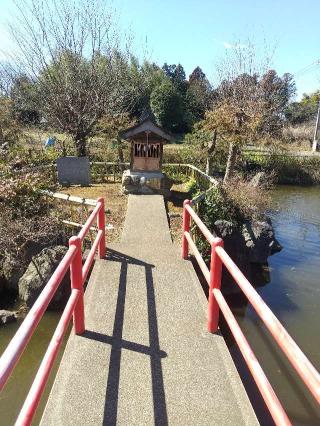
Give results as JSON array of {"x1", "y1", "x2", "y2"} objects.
[{"x1": 44, "y1": 136, "x2": 55, "y2": 147}]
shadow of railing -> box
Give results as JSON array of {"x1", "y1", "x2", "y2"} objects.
[{"x1": 82, "y1": 248, "x2": 168, "y2": 426}]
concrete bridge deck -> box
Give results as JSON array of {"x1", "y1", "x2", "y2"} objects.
[{"x1": 41, "y1": 195, "x2": 258, "y2": 425}]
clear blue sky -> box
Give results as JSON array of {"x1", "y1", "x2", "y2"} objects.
[
  {"x1": 118, "y1": 0, "x2": 320, "y2": 99},
  {"x1": 1, "y1": 0, "x2": 319, "y2": 99}
]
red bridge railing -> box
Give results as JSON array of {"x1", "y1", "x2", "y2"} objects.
[
  {"x1": 182, "y1": 199, "x2": 320, "y2": 426},
  {"x1": 0, "y1": 197, "x2": 106, "y2": 426}
]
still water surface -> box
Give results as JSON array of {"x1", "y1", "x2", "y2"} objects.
[
  {"x1": 0, "y1": 313, "x2": 68, "y2": 425},
  {"x1": 228, "y1": 185, "x2": 320, "y2": 425},
  {"x1": 0, "y1": 185, "x2": 320, "y2": 425}
]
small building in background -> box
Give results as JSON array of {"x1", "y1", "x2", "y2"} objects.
[{"x1": 120, "y1": 115, "x2": 174, "y2": 197}]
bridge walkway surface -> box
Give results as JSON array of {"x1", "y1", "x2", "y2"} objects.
[{"x1": 41, "y1": 195, "x2": 258, "y2": 425}]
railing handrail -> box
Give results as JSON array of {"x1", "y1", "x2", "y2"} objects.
[
  {"x1": 0, "y1": 197, "x2": 106, "y2": 426},
  {"x1": 41, "y1": 189, "x2": 97, "y2": 206},
  {"x1": 215, "y1": 245, "x2": 320, "y2": 404},
  {"x1": 182, "y1": 199, "x2": 320, "y2": 426}
]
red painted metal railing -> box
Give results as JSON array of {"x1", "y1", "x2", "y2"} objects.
[
  {"x1": 182, "y1": 199, "x2": 320, "y2": 426},
  {"x1": 0, "y1": 197, "x2": 106, "y2": 426}
]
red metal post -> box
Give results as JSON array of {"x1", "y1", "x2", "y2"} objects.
[
  {"x1": 208, "y1": 237, "x2": 224, "y2": 333},
  {"x1": 212, "y1": 288, "x2": 292, "y2": 426},
  {"x1": 0, "y1": 247, "x2": 77, "y2": 392},
  {"x1": 182, "y1": 199, "x2": 191, "y2": 259},
  {"x1": 97, "y1": 197, "x2": 106, "y2": 258},
  {"x1": 216, "y1": 245, "x2": 320, "y2": 405},
  {"x1": 69, "y1": 236, "x2": 85, "y2": 335},
  {"x1": 15, "y1": 290, "x2": 80, "y2": 426}
]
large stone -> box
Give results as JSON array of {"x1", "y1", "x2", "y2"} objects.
[
  {"x1": 0, "y1": 310, "x2": 17, "y2": 325},
  {"x1": 213, "y1": 217, "x2": 282, "y2": 294},
  {"x1": 0, "y1": 234, "x2": 67, "y2": 294},
  {"x1": 213, "y1": 221, "x2": 251, "y2": 293},
  {"x1": 18, "y1": 246, "x2": 71, "y2": 309},
  {"x1": 57, "y1": 156, "x2": 91, "y2": 186},
  {"x1": 1, "y1": 254, "x2": 25, "y2": 292},
  {"x1": 242, "y1": 219, "x2": 282, "y2": 263}
]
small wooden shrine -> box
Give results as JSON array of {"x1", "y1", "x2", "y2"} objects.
[
  {"x1": 121, "y1": 117, "x2": 173, "y2": 172},
  {"x1": 120, "y1": 116, "x2": 174, "y2": 196}
]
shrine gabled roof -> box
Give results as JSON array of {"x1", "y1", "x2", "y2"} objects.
[{"x1": 120, "y1": 118, "x2": 174, "y2": 143}]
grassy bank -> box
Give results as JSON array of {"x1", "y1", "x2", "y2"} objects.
[{"x1": 243, "y1": 152, "x2": 320, "y2": 185}]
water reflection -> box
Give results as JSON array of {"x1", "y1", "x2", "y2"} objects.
[{"x1": 224, "y1": 186, "x2": 320, "y2": 425}]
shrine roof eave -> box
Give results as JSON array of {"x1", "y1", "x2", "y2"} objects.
[{"x1": 119, "y1": 118, "x2": 174, "y2": 143}]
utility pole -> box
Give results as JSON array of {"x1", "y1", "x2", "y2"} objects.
[
  {"x1": 294, "y1": 59, "x2": 320, "y2": 152},
  {"x1": 312, "y1": 100, "x2": 320, "y2": 152}
]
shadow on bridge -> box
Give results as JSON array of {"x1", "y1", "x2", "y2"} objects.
[{"x1": 82, "y1": 248, "x2": 168, "y2": 426}]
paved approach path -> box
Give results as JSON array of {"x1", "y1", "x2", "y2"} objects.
[{"x1": 41, "y1": 195, "x2": 258, "y2": 426}]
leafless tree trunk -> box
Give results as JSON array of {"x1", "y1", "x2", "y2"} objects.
[
  {"x1": 312, "y1": 100, "x2": 320, "y2": 152},
  {"x1": 224, "y1": 142, "x2": 238, "y2": 183},
  {"x1": 74, "y1": 134, "x2": 88, "y2": 157},
  {"x1": 205, "y1": 129, "x2": 217, "y2": 175},
  {"x1": 6, "y1": 0, "x2": 134, "y2": 157},
  {"x1": 116, "y1": 137, "x2": 125, "y2": 172}
]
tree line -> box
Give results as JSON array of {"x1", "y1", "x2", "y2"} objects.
[
  {"x1": 8, "y1": 61, "x2": 213, "y2": 135},
  {"x1": 2, "y1": 53, "x2": 296, "y2": 153},
  {"x1": 0, "y1": 0, "x2": 318, "y2": 178},
  {"x1": 285, "y1": 91, "x2": 319, "y2": 125}
]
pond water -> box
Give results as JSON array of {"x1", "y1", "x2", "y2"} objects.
[
  {"x1": 0, "y1": 185, "x2": 320, "y2": 425},
  {"x1": 226, "y1": 185, "x2": 320, "y2": 425},
  {"x1": 0, "y1": 313, "x2": 69, "y2": 425}
]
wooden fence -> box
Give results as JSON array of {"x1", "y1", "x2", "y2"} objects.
[
  {"x1": 41, "y1": 190, "x2": 98, "y2": 240},
  {"x1": 39, "y1": 163, "x2": 218, "y2": 245},
  {"x1": 27, "y1": 161, "x2": 218, "y2": 190}
]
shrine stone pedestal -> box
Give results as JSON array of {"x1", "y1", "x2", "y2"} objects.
[{"x1": 121, "y1": 170, "x2": 173, "y2": 198}]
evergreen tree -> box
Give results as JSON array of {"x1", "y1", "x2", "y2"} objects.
[
  {"x1": 285, "y1": 91, "x2": 319, "y2": 124},
  {"x1": 10, "y1": 74, "x2": 40, "y2": 124},
  {"x1": 150, "y1": 80, "x2": 185, "y2": 132},
  {"x1": 186, "y1": 66, "x2": 212, "y2": 123},
  {"x1": 189, "y1": 66, "x2": 206, "y2": 85}
]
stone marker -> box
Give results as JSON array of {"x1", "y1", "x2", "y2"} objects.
[{"x1": 57, "y1": 156, "x2": 90, "y2": 186}]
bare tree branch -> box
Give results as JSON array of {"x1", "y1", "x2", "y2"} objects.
[{"x1": 7, "y1": 0, "x2": 135, "y2": 156}]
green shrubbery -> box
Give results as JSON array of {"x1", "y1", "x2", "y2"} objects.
[
  {"x1": 185, "y1": 177, "x2": 200, "y2": 197},
  {"x1": 183, "y1": 123, "x2": 228, "y2": 171},
  {"x1": 192, "y1": 177, "x2": 270, "y2": 260}
]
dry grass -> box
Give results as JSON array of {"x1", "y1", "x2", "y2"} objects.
[
  {"x1": 282, "y1": 124, "x2": 314, "y2": 150},
  {"x1": 59, "y1": 183, "x2": 128, "y2": 242},
  {"x1": 168, "y1": 215, "x2": 183, "y2": 245},
  {"x1": 166, "y1": 181, "x2": 189, "y2": 244},
  {"x1": 59, "y1": 182, "x2": 185, "y2": 245},
  {"x1": 224, "y1": 177, "x2": 270, "y2": 220},
  {"x1": 58, "y1": 180, "x2": 188, "y2": 244}
]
